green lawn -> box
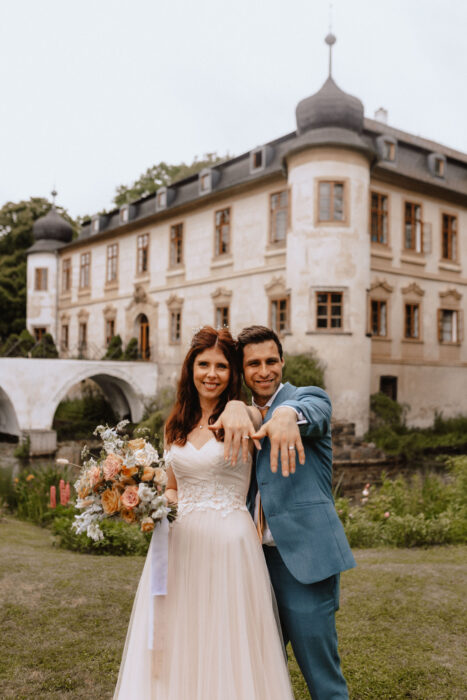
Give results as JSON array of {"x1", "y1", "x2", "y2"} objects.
[{"x1": 1, "y1": 518, "x2": 466, "y2": 699}]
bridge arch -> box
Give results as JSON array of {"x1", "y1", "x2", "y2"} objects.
[
  {"x1": 0, "y1": 386, "x2": 21, "y2": 436},
  {"x1": 47, "y1": 366, "x2": 149, "y2": 431}
]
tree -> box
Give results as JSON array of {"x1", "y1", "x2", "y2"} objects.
[
  {"x1": 113, "y1": 153, "x2": 231, "y2": 207},
  {"x1": 0, "y1": 198, "x2": 78, "y2": 339},
  {"x1": 282, "y1": 352, "x2": 326, "y2": 389}
]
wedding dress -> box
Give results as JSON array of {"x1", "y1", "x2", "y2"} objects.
[{"x1": 114, "y1": 437, "x2": 294, "y2": 700}]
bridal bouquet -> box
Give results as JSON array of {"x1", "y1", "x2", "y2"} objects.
[{"x1": 72, "y1": 420, "x2": 176, "y2": 542}]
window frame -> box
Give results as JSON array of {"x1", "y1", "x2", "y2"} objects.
[
  {"x1": 169, "y1": 222, "x2": 184, "y2": 267},
  {"x1": 79, "y1": 252, "x2": 91, "y2": 289},
  {"x1": 315, "y1": 291, "x2": 343, "y2": 331},
  {"x1": 61, "y1": 258, "x2": 71, "y2": 293},
  {"x1": 404, "y1": 201, "x2": 424, "y2": 253},
  {"x1": 215, "y1": 305, "x2": 230, "y2": 329},
  {"x1": 269, "y1": 189, "x2": 289, "y2": 245},
  {"x1": 33, "y1": 327, "x2": 47, "y2": 342},
  {"x1": 438, "y1": 308, "x2": 460, "y2": 345},
  {"x1": 105, "y1": 318, "x2": 115, "y2": 347},
  {"x1": 370, "y1": 191, "x2": 389, "y2": 245},
  {"x1": 106, "y1": 243, "x2": 119, "y2": 284},
  {"x1": 214, "y1": 207, "x2": 231, "y2": 257},
  {"x1": 441, "y1": 213, "x2": 458, "y2": 262},
  {"x1": 269, "y1": 296, "x2": 290, "y2": 336},
  {"x1": 316, "y1": 179, "x2": 348, "y2": 225},
  {"x1": 404, "y1": 302, "x2": 420, "y2": 340},
  {"x1": 34, "y1": 268, "x2": 48, "y2": 291},
  {"x1": 370, "y1": 299, "x2": 387, "y2": 338},
  {"x1": 169, "y1": 310, "x2": 182, "y2": 344},
  {"x1": 61, "y1": 324, "x2": 69, "y2": 351},
  {"x1": 78, "y1": 322, "x2": 87, "y2": 350},
  {"x1": 137, "y1": 233, "x2": 150, "y2": 274}
]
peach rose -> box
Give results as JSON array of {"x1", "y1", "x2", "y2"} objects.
[
  {"x1": 140, "y1": 517, "x2": 155, "y2": 533},
  {"x1": 121, "y1": 507, "x2": 137, "y2": 524},
  {"x1": 154, "y1": 468, "x2": 168, "y2": 487},
  {"x1": 121, "y1": 485, "x2": 140, "y2": 509},
  {"x1": 101, "y1": 488, "x2": 120, "y2": 514},
  {"x1": 128, "y1": 438, "x2": 146, "y2": 451},
  {"x1": 89, "y1": 465, "x2": 102, "y2": 487},
  {"x1": 103, "y1": 453, "x2": 123, "y2": 480},
  {"x1": 121, "y1": 465, "x2": 138, "y2": 479},
  {"x1": 141, "y1": 466, "x2": 155, "y2": 482}
]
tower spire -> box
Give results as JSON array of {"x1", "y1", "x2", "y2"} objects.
[
  {"x1": 51, "y1": 188, "x2": 57, "y2": 207},
  {"x1": 325, "y1": 4, "x2": 336, "y2": 77}
]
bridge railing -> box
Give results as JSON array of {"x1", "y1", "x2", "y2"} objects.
[{"x1": 0, "y1": 341, "x2": 153, "y2": 361}]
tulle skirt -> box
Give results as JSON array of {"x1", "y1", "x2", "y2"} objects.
[{"x1": 114, "y1": 509, "x2": 294, "y2": 700}]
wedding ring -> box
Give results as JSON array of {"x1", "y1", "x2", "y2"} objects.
[
  {"x1": 288, "y1": 445, "x2": 295, "y2": 450},
  {"x1": 242, "y1": 435, "x2": 249, "y2": 440}
]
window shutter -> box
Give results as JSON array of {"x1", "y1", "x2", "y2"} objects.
[
  {"x1": 437, "y1": 308, "x2": 442, "y2": 342},
  {"x1": 423, "y1": 222, "x2": 432, "y2": 254},
  {"x1": 457, "y1": 310, "x2": 463, "y2": 344}
]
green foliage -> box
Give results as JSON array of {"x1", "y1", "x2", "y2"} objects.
[
  {"x1": 336, "y1": 456, "x2": 467, "y2": 547},
  {"x1": 367, "y1": 394, "x2": 467, "y2": 460},
  {"x1": 12, "y1": 465, "x2": 73, "y2": 524},
  {"x1": 283, "y1": 352, "x2": 325, "y2": 388},
  {"x1": 13, "y1": 436, "x2": 30, "y2": 459},
  {"x1": 0, "y1": 198, "x2": 78, "y2": 339},
  {"x1": 113, "y1": 153, "x2": 230, "y2": 207},
  {"x1": 102, "y1": 334, "x2": 124, "y2": 360},
  {"x1": 135, "y1": 387, "x2": 176, "y2": 452},
  {"x1": 123, "y1": 337, "x2": 139, "y2": 360},
  {"x1": 53, "y1": 386, "x2": 117, "y2": 440},
  {"x1": 30, "y1": 332, "x2": 58, "y2": 358},
  {"x1": 52, "y1": 510, "x2": 151, "y2": 556}
]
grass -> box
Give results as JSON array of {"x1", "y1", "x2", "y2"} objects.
[{"x1": 1, "y1": 520, "x2": 466, "y2": 699}]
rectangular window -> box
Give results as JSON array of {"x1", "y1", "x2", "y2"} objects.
[
  {"x1": 442, "y1": 214, "x2": 457, "y2": 261},
  {"x1": 404, "y1": 202, "x2": 423, "y2": 252},
  {"x1": 383, "y1": 140, "x2": 396, "y2": 161},
  {"x1": 80, "y1": 252, "x2": 91, "y2": 289},
  {"x1": 170, "y1": 311, "x2": 181, "y2": 343},
  {"x1": 61, "y1": 324, "x2": 69, "y2": 351},
  {"x1": 370, "y1": 192, "x2": 388, "y2": 244},
  {"x1": 434, "y1": 157, "x2": 445, "y2": 177},
  {"x1": 380, "y1": 376, "x2": 398, "y2": 401},
  {"x1": 316, "y1": 292, "x2": 343, "y2": 329},
  {"x1": 215, "y1": 306, "x2": 229, "y2": 329},
  {"x1": 318, "y1": 182, "x2": 345, "y2": 222},
  {"x1": 62, "y1": 259, "x2": 71, "y2": 292},
  {"x1": 170, "y1": 223, "x2": 183, "y2": 266},
  {"x1": 34, "y1": 268, "x2": 48, "y2": 291},
  {"x1": 137, "y1": 233, "x2": 149, "y2": 273},
  {"x1": 34, "y1": 327, "x2": 46, "y2": 341},
  {"x1": 200, "y1": 173, "x2": 211, "y2": 192},
  {"x1": 404, "y1": 303, "x2": 420, "y2": 339},
  {"x1": 270, "y1": 297, "x2": 290, "y2": 334},
  {"x1": 106, "y1": 243, "x2": 118, "y2": 283},
  {"x1": 215, "y1": 208, "x2": 230, "y2": 256},
  {"x1": 253, "y1": 151, "x2": 262, "y2": 169},
  {"x1": 79, "y1": 322, "x2": 87, "y2": 350},
  {"x1": 371, "y1": 300, "x2": 387, "y2": 337},
  {"x1": 106, "y1": 319, "x2": 115, "y2": 346},
  {"x1": 438, "y1": 309, "x2": 458, "y2": 344},
  {"x1": 270, "y1": 190, "x2": 288, "y2": 243}
]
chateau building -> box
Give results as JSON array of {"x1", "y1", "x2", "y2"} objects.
[{"x1": 26, "y1": 37, "x2": 467, "y2": 434}]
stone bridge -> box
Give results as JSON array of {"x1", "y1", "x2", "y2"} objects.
[{"x1": 0, "y1": 358, "x2": 158, "y2": 455}]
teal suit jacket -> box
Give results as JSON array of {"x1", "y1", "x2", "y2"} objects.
[{"x1": 249, "y1": 382, "x2": 356, "y2": 585}]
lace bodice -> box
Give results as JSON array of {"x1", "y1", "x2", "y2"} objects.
[{"x1": 166, "y1": 438, "x2": 251, "y2": 519}]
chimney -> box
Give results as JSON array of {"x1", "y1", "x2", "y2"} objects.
[{"x1": 374, "y1": 107, "x2": 388, "y2": 124}]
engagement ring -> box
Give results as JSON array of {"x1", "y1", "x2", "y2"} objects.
[
  {"x1": 288, "y1": 445, "x2": 295, "y2": 450},
  {"x1": 242, "y1": 435, "x2": 249, "y2": 440}
]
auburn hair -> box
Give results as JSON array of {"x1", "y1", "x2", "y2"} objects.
[{"x1": 165, "y1": 326, "x2": 242, "y2": 446}]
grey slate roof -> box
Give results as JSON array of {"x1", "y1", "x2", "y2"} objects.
[
  {"x1": 27, "y1": 238, "x2": 67, "y2": 253},
  {"x1": 65, "y1": 104, "x2": 467, "y2": 251}
]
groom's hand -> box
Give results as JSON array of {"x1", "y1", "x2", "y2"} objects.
[
  {"x1": 252, "y1": 407, "x2": 305, "y2": 477},
  {"x1": 209, "y1": 401, "x2": 261, "y2": 465}
]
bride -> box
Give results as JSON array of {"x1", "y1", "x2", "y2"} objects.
[{"x1": 114, "y1": 326, "x2": 294, "y2": 699}]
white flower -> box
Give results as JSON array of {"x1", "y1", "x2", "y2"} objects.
[{"x1": 56, "y1": 458, "x2": 69, "y2": 465}]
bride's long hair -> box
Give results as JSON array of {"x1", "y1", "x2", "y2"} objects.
[{"x1": 165, "y1": 326, "x2": 242, "y2": 446}]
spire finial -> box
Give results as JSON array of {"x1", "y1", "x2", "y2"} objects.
[
  {"x1": 51, "y1": 188, "x2": 57, "y2": 206},
  {"x1": 325, "y1": 4, "x2": 336, "y2": 77}
]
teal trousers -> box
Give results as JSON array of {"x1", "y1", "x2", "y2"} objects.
[{"x1": 264, "y1": 546, "x2": 349, "y2": 699}]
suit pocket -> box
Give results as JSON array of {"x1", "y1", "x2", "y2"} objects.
[{"x1": 291, "y1": 499, "x2": 330, "y2": 508}]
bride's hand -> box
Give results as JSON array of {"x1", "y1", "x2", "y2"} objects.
[
  {"x1": 209, "y1": 401, "x2": 261, "y2": 465},
  {"x1": 165, "y1": 488, "x2": 178, "y2": 505}
]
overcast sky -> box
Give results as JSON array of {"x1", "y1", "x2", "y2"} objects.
[{"x1": 1, "y1": 0, "x2": 466, "y2": 220}]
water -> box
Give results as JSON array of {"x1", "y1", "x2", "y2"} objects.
[{"x1": 0, "y1": 439, "x2": 98, "y2": 479}]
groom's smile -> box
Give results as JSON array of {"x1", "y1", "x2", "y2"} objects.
[{"x1": 242, "y1": 340, "x2": 284, "y2": 405}]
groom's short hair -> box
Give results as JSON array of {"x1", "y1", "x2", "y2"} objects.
[{"x1": 237, "y1": 325, "x2": 283, "y2": 361}]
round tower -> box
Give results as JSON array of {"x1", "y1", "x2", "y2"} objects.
[
  {"x1": 284, "y1": 35, "x2": 375, "y2": 434},
  {"x1": 26, "y1": 192, "x2": 73, "y2": 344}
]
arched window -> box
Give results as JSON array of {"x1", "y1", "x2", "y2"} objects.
[{"x1": 138, "y1": 314, "x2": 150, "y2": 360}]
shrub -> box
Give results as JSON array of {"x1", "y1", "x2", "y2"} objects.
[
  {"x1": 102, "y1": 334, "x2": 123, "y2": 360},
  {"x1": 13, "y1": 466, "x2": 73, "y2": 525},
  {"x1": 53, "y1": 386, "x2": 117, "y2": 440},
  {"x1": 123, "y1": 337, "x2": 139, "y2": 360},
  {"x1": 13, "y1": 436, "x2": 30, "y2": 459},
  {"x1": 1, "y1": 333, "x2": 19, "y2": 356},
  {"x1": 31, "y1": 332, "x2": 58, "y2": 358},
  {"x1": 283, "y1": 352, "x2": 325, "y2": 389},
  {"x1": 17, "y1": 329, "x2": 35, "y2": 356}
]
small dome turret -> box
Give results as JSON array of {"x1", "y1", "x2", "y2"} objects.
[{"x1": 33, "y1": 205, "x2": 73, "y2": 244}]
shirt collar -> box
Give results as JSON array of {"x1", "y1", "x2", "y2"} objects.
[{"x1": 252, "y1": 383, "x2": 284, "y2": 410}]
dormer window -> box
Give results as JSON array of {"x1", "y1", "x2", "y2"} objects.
[
  {"x1": 428, "y1": 153, "x2": 446, "y2": 179},
  {"x1": 199, "y1": 170, "x2": 212, "y2": 194},
  {"x1": 157, "y1": 188, "x2": 167, "y2": 210},
  {"x1": 91, "y1": 216, "x2": 100, "y2": 234},
  {"x1": 119, "y1": 204, "x2": 129, "y2": 224},
  {"x1": 377, "y1": 135, "x2": 397, "y2": 163},
  {"x1": 250, "y1": 147, "x2": 265, "y2": 173}
]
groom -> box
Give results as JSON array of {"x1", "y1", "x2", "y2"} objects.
[{"x1": 214, "y1": 325, "x2": 355, "y2": 699}]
